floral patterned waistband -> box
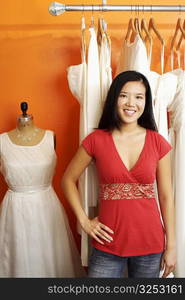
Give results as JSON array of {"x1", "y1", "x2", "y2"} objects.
[{"x1": 99, "y1": 183, "x2": 155, "y2": 200}]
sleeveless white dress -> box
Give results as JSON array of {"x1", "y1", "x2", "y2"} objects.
[
  {"x1": 99, "y1": 21, "x2": 112, "y2": 104},
  {"x1": 0, "y1": 130, "x2": 85, "y2": 277},
  {"x1": 148, "y1": 44, "x2": 178, "y2": 141},
  {"x1": 168, "y1": 68, "x2": 185, "y2": 277},
  {"x1": 67, "y1": 23, "x2": 101, "y2": 266},
  {"x1": 115, "y1": 34, "x2": 150, "y2": 79}
]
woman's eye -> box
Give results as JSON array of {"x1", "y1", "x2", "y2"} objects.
[{"x1": 120, "y1": 94, "x2": 126, "y2": 98}]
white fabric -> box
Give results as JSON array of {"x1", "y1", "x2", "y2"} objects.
[
  {"x1": 67, "y1": 19, "x2": 90, "y2": 266},
  {"x1": 168, "y1": 69, "x2": 185, "y2": 277},
  {"x1": 67, "y1": 62, "x2": 87, "y2": 142},
  {"x1": 99, "y1": 27, "x2": 112, "y2": 104},
  {"x1": 67, "y1": 61, "x2": 90, "y2": 267},
  {"x1": 151, "y1": 71, "x2": 177, "y2": 141},
  {"x1": 67, "y1": 24, "x2": 101, "y2": 266},
  {"x1": 115, "y1": 34, "x2": 150, "y2": 79},
  {"x1": 87, "y1": 26, "x2": 102, "y2": 134},
  {"x1": 148, "y1": 43, "x2": 178, "y2": 141},
  {"x1": 0, "y1": 130, "x2": 85, "y2": 277}
]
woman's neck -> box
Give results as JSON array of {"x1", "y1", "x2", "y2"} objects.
[{"x1": 118, "y1": 122, "x2": 143, "y2": 135}]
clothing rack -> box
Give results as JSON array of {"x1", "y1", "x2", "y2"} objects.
[{"x1": 49, "y1": 2, "x2": 185, "y2": 16}]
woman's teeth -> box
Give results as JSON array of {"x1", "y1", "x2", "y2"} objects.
[{"x1": 124, "y1": 109, "x2": 136, "y2": 116}]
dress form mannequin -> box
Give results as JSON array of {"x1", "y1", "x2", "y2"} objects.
[
  {"x1": 0, "y1": 102, "x2": 85, "y2": 278},
  {"x1": 7, "y1": 102, "x2": 56, "y2": 147}
]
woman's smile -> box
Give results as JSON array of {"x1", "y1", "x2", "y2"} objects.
[{"x1": 117, "y1": 81, "x2": 146, "y2": 124}]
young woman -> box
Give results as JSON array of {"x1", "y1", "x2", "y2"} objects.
[{"x1": 62, "y1": 70, "x2": 176, "y2": 278}]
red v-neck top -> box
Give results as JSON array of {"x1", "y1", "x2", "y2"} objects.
[{"x1": 82, "y1": 129, "x2": 172, "y2": 257}]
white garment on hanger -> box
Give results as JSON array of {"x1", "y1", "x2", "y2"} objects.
[
  {"x1": 115, "y1": 34, "x2": 150, "y2": 79},
  {"x1": 168, "y1": 68, "x2": 185, "y2": 278},
  {"x1": 99, "y1": 24, "x2": 112, "y2": 105},
  {"x1": 148, "y1": 43, "x2": 178, "y2": 141},
  {"x1": 67, "y1": 62, "x2": 87, "y2": 142},
  {"x1": 152, "y1": 72, "x2": 177, "y2": 141},
  {"x1": 87, "y1": 26, "x2": 101, "y2": 135},
  {"x1": 67, "y1": 24, "x2": 101, "y2": 266}
]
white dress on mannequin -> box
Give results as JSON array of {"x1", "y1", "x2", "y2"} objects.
[{"x1": 0, "y1": 130, "x2": 85, "y2": 277}]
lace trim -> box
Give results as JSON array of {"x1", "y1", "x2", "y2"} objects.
[{"x1": 100, "y1": 183, "x2": 155, "y2": 200}]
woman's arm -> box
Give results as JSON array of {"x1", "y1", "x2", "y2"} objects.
[
  {"x1": 61, "y1": 145, "x2": 114, "y2": 244},
  {"x1": 156, "y1": 152, "x2": 176, "y2": 277}
]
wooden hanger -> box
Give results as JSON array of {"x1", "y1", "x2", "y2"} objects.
[
  {"x1": 148, "y1": 18, "x2": 164, "y2": 46},
  {"x1": 175, "y1": 19, "x2": 185, "y2": 69},
  {"x1": 125, "y1": 18, "x2": 137, "y2": 42},
  {"x1": 141, "y1": 18, "x2": 152, "y2": 45},
  {"x1": 102, "y1": 18, "x2": 111, "y2": 49},
  {"x1": 170, "y1": 18, "x2": 185, "y2": 51},
  {"x1": 148, "y1": 18, "x2": 165, "y2": 73},
  {"x1": 176, "y1": 19, "x2": 185, "y2": 51},
  {"x1": 97, "y1": 17, "x2": 103, "y2": 46},
  {"x1": 97, "y1": 17, "x2": 111, "y2": 49},
  {"x1": 140, "y1": 18, "x2": 153, "y2": 66},
  {"x1": 134, "y1": 17, "x2": 144, "y2": 40},
  {"x1": 170, "y1": 18, "x2": 185, "y2": 70}
]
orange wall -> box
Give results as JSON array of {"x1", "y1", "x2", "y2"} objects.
[{"x1": 0, "y1": 0, "x2": 184, "y2": 249}]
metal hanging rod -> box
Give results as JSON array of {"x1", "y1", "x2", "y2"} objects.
[{"x1": 48, "y1": 2, "x2": 185, "y2": 16}]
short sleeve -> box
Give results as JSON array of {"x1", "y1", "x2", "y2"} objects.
[
  {"x1": 157, "y1": 133, "x2": 172, "y2": 160},
  {"x1": 82, "y1": 131, "x2": 95, "y2": 157}
]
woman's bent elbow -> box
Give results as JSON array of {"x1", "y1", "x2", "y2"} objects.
[
  {"x1": 61, "y1": 174, "x2": 68, "y2": 191},
  {"x1": 61, "y1": 174, "x2": 75, "y2": 191}
]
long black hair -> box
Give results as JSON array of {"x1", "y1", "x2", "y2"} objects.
[{"x1": 98, "y1": 70, "x2": 158, "y2": 131}]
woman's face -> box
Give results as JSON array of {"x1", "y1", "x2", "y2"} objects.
[{"x1": 117, "y1": 80, "x2": 146, "y2": 125}]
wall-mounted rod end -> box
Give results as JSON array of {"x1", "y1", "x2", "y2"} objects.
[{"x1": 48, "y1": 2, "x2": 66, "y2": 16}]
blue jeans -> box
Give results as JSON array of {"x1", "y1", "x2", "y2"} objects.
[{"x1": 88, "y1": 248, "x2": 163, "y2": 278}]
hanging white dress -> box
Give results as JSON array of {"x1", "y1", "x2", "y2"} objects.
[
  {"x1": 67, "y1": 22, "x2": 101, "y2": 266},
  {"x1": 67, "y1": 17, "x2": 87, "y2": 143},
  {"x1": 98, "y1": 19, "x2": 112, "y2": 104},
  {"x1": 115, "y1": 34, "x2": 150, "y2": 79},
  {"x1": 67, "y1": 18, "x2": 89, "y2": 266},
  {"x1": 0, "y1": 130, "x2": 85, "y2": 277},
  {"x1": 87, "y1": 25, "x2": 102, "y2": 134},
  {"x1": 168, "y1": 68, "x2": 185, "y2": 277},
  {"x1": 148, "y1": 44, "x2": 178, "y2": 141}
]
